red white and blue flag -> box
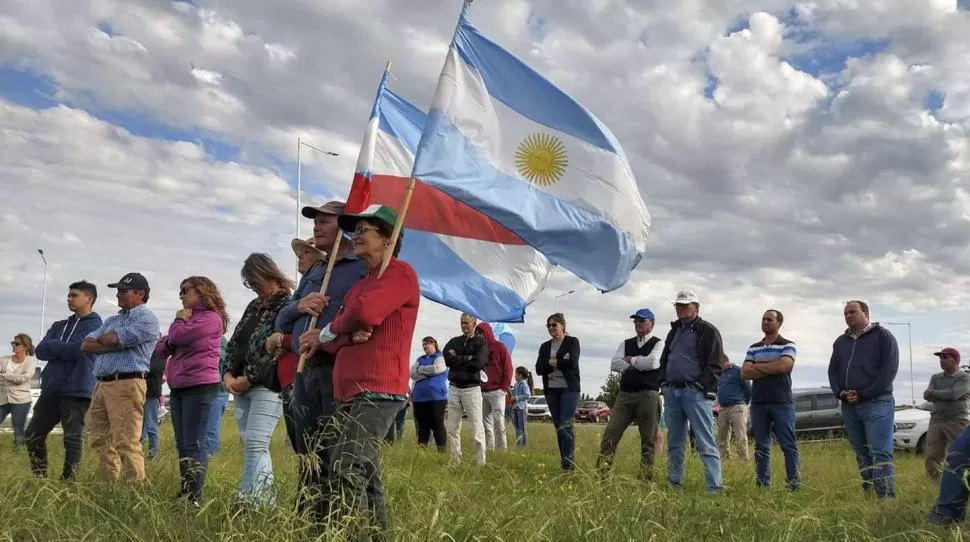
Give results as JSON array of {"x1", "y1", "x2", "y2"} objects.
[{"x1": 346, "y1": 70, "x2": 554, "y2": 322}]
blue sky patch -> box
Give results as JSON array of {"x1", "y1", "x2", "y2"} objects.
[
  {"x1": 96, "y1": 20, "x2": 117, "y2": 37},
  {"x1": 924, "y1": 90, "x2": 945, "y2": 112},
  {"x1": 525, "y1": 10, "x2": 547, "y2": 45}
]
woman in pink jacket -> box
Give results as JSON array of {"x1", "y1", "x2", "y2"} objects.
[{"x1": 154, "y1": 276, "x2": 228, "y2": 506}]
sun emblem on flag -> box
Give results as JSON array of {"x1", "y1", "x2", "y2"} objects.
[{"x1": 515, "y1": 133, "x2": 568, "y2": 186}]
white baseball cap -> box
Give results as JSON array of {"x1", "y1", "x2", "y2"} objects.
[{"x1": 673, "y1": 290, "x2": 700, "y2": 305}]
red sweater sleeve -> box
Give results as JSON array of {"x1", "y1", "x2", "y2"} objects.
[{"x1": 331, "y1": 261, "x2": 418, "y2": 334}]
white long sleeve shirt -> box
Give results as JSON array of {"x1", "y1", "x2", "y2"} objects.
[{"x1": 610, "y1": 334, "x2": 665, "y2": 374}]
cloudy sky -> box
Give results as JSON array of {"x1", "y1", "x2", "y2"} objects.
[{"x1": 3, "y1": 0, "x2": 970, "y2": 403}]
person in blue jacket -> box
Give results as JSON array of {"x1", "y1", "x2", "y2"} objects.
[
  {"x1": 827, "y1": 300, "x2": 899, "y2": 499},
  {"x1": 410, "y1": 336, "x2": 448, "y2": 451},
  {"x1": 25, "y1": 280, "x2": 103, "y2": 480}
]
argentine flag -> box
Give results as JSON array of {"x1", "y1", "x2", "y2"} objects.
[
  {"x1": 412, "y1": 6, "x2": 651, "y2": 292},
  {"x1": 348, "y1": 71, "x2": 555, "y2": 322}
]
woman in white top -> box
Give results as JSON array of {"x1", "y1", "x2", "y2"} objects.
[{"x1": 0, "y1": 333, "x2": 38, "y2": 450}]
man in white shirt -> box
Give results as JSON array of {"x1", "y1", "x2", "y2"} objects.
[{"x1": 596, "y1": 308, "x2": 666, "y2": 480}]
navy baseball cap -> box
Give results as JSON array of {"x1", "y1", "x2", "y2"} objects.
[
  {"x1": 108, "y1": 272, "x2": 150, "y2": 291},
  {"x1": 630, "y1": 308, "x2": 655, "y2": 321}
]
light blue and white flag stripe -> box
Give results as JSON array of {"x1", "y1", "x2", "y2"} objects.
[{"x1": 412, "y1": 6, "x2": 651, "y2": 292}]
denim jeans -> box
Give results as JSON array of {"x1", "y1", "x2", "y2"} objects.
[
  {"x1": 930, "y1": 424, "x2": 970, "y2": 522},
  {"x1": 330, "y1": 396, "x2": 401, "y2": 537},
  {"x1": 750, "y1": 403, "x2": 800, "y2": 488},
  {"x1": 233, "y1": 386, "x2": 283, "y2": 505},
  {"x1": 663, "y1": 386, "x2": 722, "y2": 491},
  {"x1": 842, "y1": 394, "x2": 895, "y2": 498},
  {"x1": 511, "y1": 408, "x2": 528, "y2": 447},
  {"x1": 171, "y1": 390, "x2": 216, "y2": 502},
  {"x1": 206, "y1": 393, "x2": 230, "y2": 455},
  {"x1": 0, "y1": 403, "x2": 31, "y2": 449},
  {"x1": 141, "y1": 397, "x2": 160, "y2": 458},
  {"x1": 545, "y1": 388, "x2": 579, "y2": 470}
]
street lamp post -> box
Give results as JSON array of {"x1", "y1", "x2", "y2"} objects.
[
  {"x1": 554, "y1": 290, "x2": 575, "y2": 313},
  {"x1": 885, "y1": 321, "x2": 915, "y2": 406},
  {"x1": 295, "y1": 136, "x2": 339, "y2": 277},
  {"x1": 38, "y1": 249, "x2": 48, "y2": 339}
]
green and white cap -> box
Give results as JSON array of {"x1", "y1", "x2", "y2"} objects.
[{"x1": 337, "y1": 204, "x2": 399, "y2": 232}]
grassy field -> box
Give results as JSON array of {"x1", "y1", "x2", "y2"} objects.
[{"x1": 0, "y1": 415, "x2": 967, "y2": 541}]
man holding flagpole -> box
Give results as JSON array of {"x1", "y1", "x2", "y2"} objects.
[{"x1": 272, "y1": 200, "x2": 366, "y2": 521}]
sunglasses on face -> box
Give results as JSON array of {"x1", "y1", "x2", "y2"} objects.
[
  {"x1": 546, "y1": 323, "x2": 559, "y2": 329},
  {"x1": 11, "y1": 342, "x2": 22, "y2": 347},
  {"x1": 179, "y1": 286, "x2": 194, "y2": 296},
  {"x1": 352, "y1": 225, "x2": 380, "y2": 236},
  {"x1": 633, "y1": 318, "x2": 647, "y2": 324}
]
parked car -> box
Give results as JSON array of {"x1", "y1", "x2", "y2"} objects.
[
  {"x1": 745, "y1": 387, "x2": 844, "y2": 437},
  {"x1": 893, "y1": 402, "x2": 931, "y2": 453},
  {"x1": 527, "y1": 396, "x2": 551, "y2": 421},
  {"x1": 575, "y1": 401, "x2": 610, "y2": 423}
]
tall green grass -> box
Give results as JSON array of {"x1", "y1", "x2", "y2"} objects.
[{"x1": 0, "y1": 417, "x2": 965, "y2": 541}]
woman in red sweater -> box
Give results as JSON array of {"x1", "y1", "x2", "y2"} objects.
[{"x1": 303, "y1": 203, "x2": 419, "y2": 537}]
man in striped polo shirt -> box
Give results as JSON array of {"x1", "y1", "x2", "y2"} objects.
[
  {"x1": 742, "y1": 309, "x2": 800, "y2": 490},
  {"x1": 80, "y1": 272, "x2": 160, "y2": 482}
]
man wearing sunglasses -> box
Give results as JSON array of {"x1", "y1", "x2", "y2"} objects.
[
  {"x1": 27, "y1": 280, "x2": 103, "y2": 481},
  {"x1": 596, "y1": 308, "x2": 665, "y2": 481},
  {"x1": 80, "y1": 272, "x2": 160, "y2": 483}
]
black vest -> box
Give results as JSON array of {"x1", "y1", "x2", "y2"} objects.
[{"x1": 619, "y1": 336, "x2": 661, "y2": 393}]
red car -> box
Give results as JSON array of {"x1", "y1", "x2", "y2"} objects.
[{"x1": 575, "y1": 401, "x2": 611, "y2": 423}]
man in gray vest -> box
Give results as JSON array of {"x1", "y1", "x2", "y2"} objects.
[{"x1": 596, "y1": 308, "x2": 666, "y2": 480}]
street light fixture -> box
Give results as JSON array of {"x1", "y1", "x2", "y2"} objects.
[
  {"x1": 885, "y1": 321, "x2": 915, "y2": 406},
  {"x1": 295, "y1": 136, "x2": 339, "y2": 277},
  {"x1": 554, "y1": 290, "x2": 575, "y2": 312},
  {"x1": 38, "y1": 249, "x2": 48, "y2": 339}
]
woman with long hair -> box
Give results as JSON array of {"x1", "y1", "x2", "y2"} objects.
[
  {"x1": 154, "y1": 276, "x2": 227, "y2": 505},
  {"x1": 302, "y1": 204, "x2": 419, "y2": 538},
  {"x1": 535, "y1": 313, "x2": 582, "y2": 471},
  {"x1": 0, "y1": 334, "x2": 38, "y2": 450},
  {"x1": 410, "y1": 336, "x2": 448, "y2": 450},
  {"x1": 225, "y1": 253, "x2": 294, "y2": 507}
]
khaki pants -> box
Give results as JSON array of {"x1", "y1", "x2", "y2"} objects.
[
  {"x1": 88, "y1": 379, "x2": 147, "y2": 482},
  {"x1": 482, "y1": 390, "x2": 508, "y2": 450},
  {"x1": 596, "y1": 389, "x2": 662, "y2": 478},
  {"x1": 926, "y1": 418, "x2": 969, "y2": 479},
  {"x1": 716, "y1": 404, "x2": 749, "y2": 460},
  {"x1": 445, "y1": 385, "x2": 486, "y2": 466}
]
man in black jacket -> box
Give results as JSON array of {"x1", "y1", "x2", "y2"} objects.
[
  {"x1": 141, "y1": 352, "x2": 166, "y2": 459},
  {"x1": 442, "y1": 313, "x2": 488, "y2": 466},
  {"x1": 658, "y1": 290, "x2": 725, "y2": 492}
]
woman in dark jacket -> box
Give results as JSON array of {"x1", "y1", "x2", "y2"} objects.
[
  {"x1": 224, "y1": 253, "x2": 294, "y2": 507},
  {"x1": 535, "y1": 312, "x2": 581, "y2": 471}
]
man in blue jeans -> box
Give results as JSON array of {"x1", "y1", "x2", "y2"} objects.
[
  {"x1": 658, "y1": 290, "x2": 725, "y2": 492},
  {"x1": 827, "y1": 300, "x2": 899, "y2": 499},
  {"x1": 929, "y1": 424, "x2": 970, "y2": 524},
  {"x1": 742, "y1": 309, "x2": 800, "y2": 490}
]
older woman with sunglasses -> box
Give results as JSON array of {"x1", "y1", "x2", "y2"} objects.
[
  {"x1": 0, "y1": 334, "x2": 38, "y2": 450},
  {"x1": 301, "y1": 204, "x2": 418, "y2": 537},
  {"x1": 225, "y1": 253, "x2": 294, "y2": 508},
  {"x1": 154, "y1": 276, "x2": 228, "y2": 505}
]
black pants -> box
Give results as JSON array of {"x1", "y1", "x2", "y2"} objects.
[
  {"x1": 280, "y1": 386, "x2": 299, "y2": 453},
  {"x1": 412, "y1": 400, "x2": 447, "y2": 450},
  {"x1": 291, "y1": 362, "x2": 338, "y2": 521},
  {"x1": 25, "y1": 393, "x2": 91, "y2": 480},
  {"x1": 384, "y1": 403, "x2": 409, "y2": 443}
]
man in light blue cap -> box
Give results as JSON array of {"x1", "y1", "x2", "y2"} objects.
[{"x1": 596, "y1": 308, "x2": 666, "y2": 481}]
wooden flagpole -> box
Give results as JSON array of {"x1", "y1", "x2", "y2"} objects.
[
  {"x1": 297, "y1": 60, "x2": 392, "y2": 373},
  {"x1": 377, "y1": 1, "x2": 473, "y2": 279}
]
